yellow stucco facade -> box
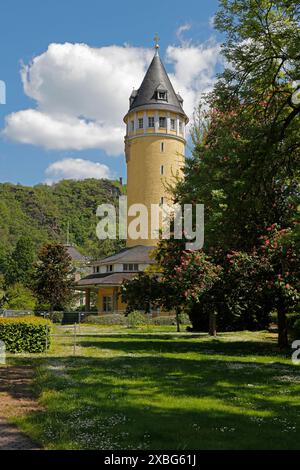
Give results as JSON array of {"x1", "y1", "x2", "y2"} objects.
[
  {"x1": 96, "y1": 287, "x2": 127, "y2": 314},
  {"x1": 124, "y1": 109, "x2": 187, "y2": 247},
  {"x1": 78, "y1": 48, "x2": 189, "y2": 316}
]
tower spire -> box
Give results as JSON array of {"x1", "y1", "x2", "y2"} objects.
[{"x1": 153, "y1": 33, "x2": 159, "y2": 54}]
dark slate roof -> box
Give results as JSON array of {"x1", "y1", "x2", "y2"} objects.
[
  {"x1": 128, "y1": 53, "x2": 188, "y2": 121},
  {"x1": 64, "y1": 245, "x2": 89, "y2": 263},
  {"x1": 76, "y1": 272, "x2": 137, "y2": 287},
  {"x1": 95, "y1": 245, "x2": 155, "y2": 265}
]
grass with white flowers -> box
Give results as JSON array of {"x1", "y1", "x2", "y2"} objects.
[{"x1": 8, "y1": 326, "x2": 300, "y2": 450}]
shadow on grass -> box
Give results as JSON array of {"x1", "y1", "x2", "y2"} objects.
[
  {"x1": 10, "y1": 348, "x2": 300, "y2": 450},
  {"x1": 78, "y1": 334, "x2": 284, "y2": 358},
  {"x1": 0, "y1": 365, "x2": 36, "y2": 401}
]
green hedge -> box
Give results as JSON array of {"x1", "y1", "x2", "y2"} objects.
[
  {"x1": 0, "y1": 316, "x2": 52, "y2": 353},
  {"x1": 127, "y1": 311, "x2": 150, "y2": 328},
  {"x1": 85, "y1": 314, "x2": 128, "y2": 325},
  {"x1": 85, "y1": 313, "x2": 184, "y2": 327},
  {"x1": 152, "y1": 316, "x2": 176, "y2": 326}
]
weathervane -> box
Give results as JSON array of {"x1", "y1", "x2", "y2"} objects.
[{"x1": 154, "y1": 33, "x2": 159, "y2": 53}]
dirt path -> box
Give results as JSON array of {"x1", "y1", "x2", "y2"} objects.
[{"x1": 0, "y1": 366, "x2": 41, "y2": 450}]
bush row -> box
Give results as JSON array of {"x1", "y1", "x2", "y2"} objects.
[
  {"x1": 0, "y1": 316, "x2": 52, "y2": 353},
  {"x1": 85, "y1": 314, "x2": 128, "y2": 326},
  {"x1": 85, "y1": 311, "x2": 191, "y2": 327}
]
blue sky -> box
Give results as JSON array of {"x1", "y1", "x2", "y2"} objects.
[{"x1": 0, "y1": 0, "x2": 221, "y2": 186}]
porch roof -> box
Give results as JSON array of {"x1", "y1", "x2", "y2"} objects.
[{"x1": 76, "y1": 271, "x2": 137, "y2": 288}]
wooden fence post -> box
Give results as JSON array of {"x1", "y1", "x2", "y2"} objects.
[{"x1": 73, "y1": 323, "x2": 77, "y2": 356}]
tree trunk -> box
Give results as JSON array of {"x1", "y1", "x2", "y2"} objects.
[
  {"x1": 175, "y1": 309, "x2": 180, "y2": 333},
  {"x1": 209, "y1": 311, "x2": 217, "y2": 337},
  {"x1": 277, "y1": 305, "x2": 288, "y2": 349},
  {"x1": 49, "y1": 303, "x2": 54, "y2": 321}
]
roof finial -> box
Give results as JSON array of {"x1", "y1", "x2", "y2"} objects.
[{"x1": 154, "y1": 33, "x2": 159, "y2": 54}]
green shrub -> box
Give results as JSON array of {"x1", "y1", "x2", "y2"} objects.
[
  {"x1": 2, "y1": 283, "x2": 37, "y2": 310},
  {"x1": 49, "y1": 311, "x2": 64, "y2": 324},
  {"x1": 0, "y1": 316, "x2": 52, "y2": 353},
  {"x1": 85, "y1": 314, "x2": 127, "y2": 325},
  {"x1": 127, "y1": 311, "x2": 150, "y2": 328},
  {"x1": 178, "y1": 313, "x2": 191, "y2": 325},
  {"x1": 152, "y1": 316, "x2": 176, "y2": 326}
]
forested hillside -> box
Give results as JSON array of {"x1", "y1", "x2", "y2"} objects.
[{"x1": 0, "y1": 178, "x2": 125, "y2": 263}]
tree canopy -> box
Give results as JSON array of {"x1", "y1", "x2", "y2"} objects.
[{"x1": 32, "y1": 244, "x2": 75, "y2": 313}]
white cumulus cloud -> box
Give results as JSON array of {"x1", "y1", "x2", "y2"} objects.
[
  {"x1": 5, "y1": 109, "x2": 123, "y2": 154},
  {"x1": 2, "y1": 40, "x2": 222, "y2": 154},
  {"x1": 45, "y1": 158, "x2": 111, "y2": 184},
  {"x1": 166, "y1": 39, "x2": 221, "y2": 118}
]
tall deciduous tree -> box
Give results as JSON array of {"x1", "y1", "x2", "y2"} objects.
[
  {"x1": 4, "y1": 237, "x2": 35, "y2": 287},
  {"x1": 176, "y1": 0, "x2": 300, "y2": 251},
  {"x1": 32, "y1": 244, "x2": 74, "y2": 313},
  {"x1": 122, "y1": 239, "x2": 222, "y2": 333},
  {"x1": 169, "y1": 0, "x2": 300, "y2": 345}
]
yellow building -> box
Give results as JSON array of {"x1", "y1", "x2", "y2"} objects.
[{"x1": 77, "y1": 40, "x2": 188, "y2": 314}]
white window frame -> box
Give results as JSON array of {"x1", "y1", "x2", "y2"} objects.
[
  {"x1": 103, "y1": 296, "x2": 113, "y2": 313},
  {"x1": 148, "y1": 116, "x2": 154, "y2": 128},
  {"x1": 157, "y1": 90, "x2": 167, "y2": 101},
  {"x1": 123, "y1": 263, "x2": 139, "y2": 272}
]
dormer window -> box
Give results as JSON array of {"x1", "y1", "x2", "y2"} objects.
[
  {"x1": 156, "y1": 85, "x2": 168, "y2": 101},
  {"x1": 158, "y1": 91, "x2": 167, "y2": 100},
  {"x1": 106, "y1": 264, "x2": 113, "y2": 273}
]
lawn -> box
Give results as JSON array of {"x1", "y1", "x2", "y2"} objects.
[{"x1": 7, "y1": 326, "x2": 300, "y2": 450}]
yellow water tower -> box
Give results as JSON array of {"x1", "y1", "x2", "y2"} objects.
[{"x1": 124, "y1": 39, "x2": 189, "y2": 247}]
